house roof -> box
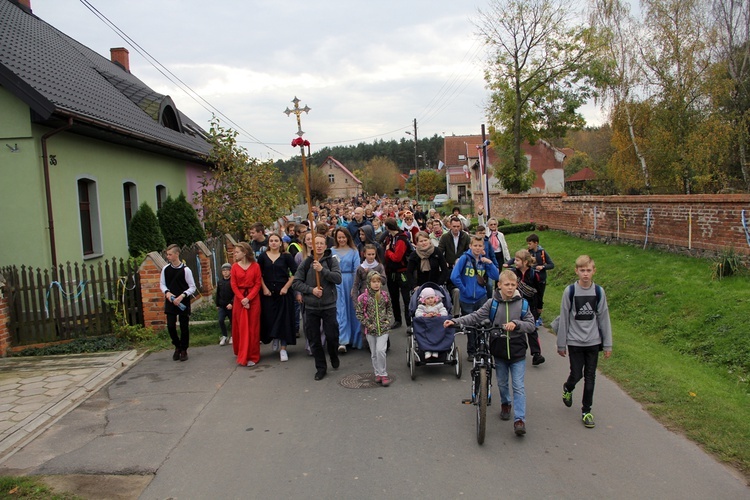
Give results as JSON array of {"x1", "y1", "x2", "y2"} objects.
[
  {"x1": 0, "y1": 1, "x2": 211, "y2": 161},
  {"x1": 446, "y1": 166, "x2": 470, "y2": 185},
  {"x1": 566, "y1": 167, "x2": 597, "y2": 182},
  {"x1": 443, "y1": 134, "x2": 498, "y2": 168},
  {"x1": 320, "y1": 156, "x2": 362, "y2": 184}
]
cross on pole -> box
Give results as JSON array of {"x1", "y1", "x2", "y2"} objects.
[{"x1": 284, "y1": 96, "x2": 311, "y2": 137}]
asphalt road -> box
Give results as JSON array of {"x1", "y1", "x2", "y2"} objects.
[{"x1": 1, "y1": 327, "x2": 747, "y2": 499}]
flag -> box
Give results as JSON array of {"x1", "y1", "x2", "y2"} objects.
[{"x1": 437, "y1": 160, "x2": 444, "y2": 171}]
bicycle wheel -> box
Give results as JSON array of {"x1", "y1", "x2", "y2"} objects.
[{"x1": 476, "y1": 367, "x2": 488, "y2": 445}]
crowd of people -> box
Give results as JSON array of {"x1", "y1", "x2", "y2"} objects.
[{"x1": 160, "y1": 194, "x2": 613, "y2": 436}]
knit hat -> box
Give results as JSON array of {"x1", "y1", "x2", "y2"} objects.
[{"x1": 418, "y1": 287, "x2": 442, "y2": 303}]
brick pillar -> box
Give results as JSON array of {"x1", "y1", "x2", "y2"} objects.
[
  {"x1": 194, "y1": 241, "x2": 214, "y2": 296},
  {"x1": 139, "y1": 252, "x2": 167, "y2": 330},
  {"x1": 225, "y1": 234, "x2": 237, "y2": 264},
  {"x1": 0, "y1": 277, "x2": 10, "y2": 357}
]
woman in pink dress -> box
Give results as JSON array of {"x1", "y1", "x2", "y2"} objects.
[{"x1": 231, "y1": 242, "x2": 262, "y2": 366}]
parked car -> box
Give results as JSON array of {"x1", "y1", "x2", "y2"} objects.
[{"x1": 433, "y1": 194, "x2": 450, "y2": 207}]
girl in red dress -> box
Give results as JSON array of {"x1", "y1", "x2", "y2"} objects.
[{"x1": 231, "y1": 242, "x2": 262, "y2": 366}]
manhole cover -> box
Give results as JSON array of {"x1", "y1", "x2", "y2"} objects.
[{"x1": 340, "y1": 372, "x2": 394, "y2": 389}]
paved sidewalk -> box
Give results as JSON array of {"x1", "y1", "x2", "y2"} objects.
[{"x1": 0, "y1": 350, "x2": 141, "y2": 461}]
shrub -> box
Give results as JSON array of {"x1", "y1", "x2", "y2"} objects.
[
  {"x1": 128, "y1": 202, "x2": 166, "y2": 257},
  {"x1": 158, "y1": 192, "x2": 206, "y2": 247}
]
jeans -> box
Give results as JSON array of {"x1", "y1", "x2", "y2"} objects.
[
  {"x1": 218, "y1": 307, "x2": 232, "y2": 337},
  {"x1": 495, "y1": 358, "x2": 526, "y2": 421},
  {"x1": 461, "y1": 298, "x2": 486, "y2": 354},
  {"x1": 565, "y1": 344, "x2": 600, "y2": 413},
  {"x1": 366, "y1": 334, "x2": 389, "y2": 377}
]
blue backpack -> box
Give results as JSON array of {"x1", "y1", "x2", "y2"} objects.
[{"x1": 488, "y1": 297, "x2": 529, "y2": 324}]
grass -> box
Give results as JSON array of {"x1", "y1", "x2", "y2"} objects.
[
  {"x1": 504, "y1": 230, "x2": 750, "y2": 478},
  {"x1": 0, "y1": 476, "x2": 80, "y2": 499}
]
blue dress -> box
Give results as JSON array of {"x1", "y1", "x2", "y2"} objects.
[{"x1": 332, "y1": 247, "x2": 362, "y2": 349}]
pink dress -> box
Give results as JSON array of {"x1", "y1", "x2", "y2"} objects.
[{"x1": 231, "y1": 262, "x2": 262, "y2": 365}]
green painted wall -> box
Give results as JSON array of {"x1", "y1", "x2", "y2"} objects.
[{"x1": 0, "y1": 90, "x2": 194, "y2": 268}]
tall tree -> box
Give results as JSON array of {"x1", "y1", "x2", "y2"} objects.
[
  {"x1": 405, "y1": 169, "x2": 447, "y2": 199},
  {"x1": 158, "y1": 193, "x2": 205, "y2": 247},
  {"x1": 477, "y1": 0, "x2": 596, "y2": 193},
  {"x1": 127, "y1": 202, "x2": 165, "y2": 257},
  {"x1": 356, "y1": 156, "x2": 400, "y2": 196},
  {"x1": 197, "y1": 119, "x2": 295, "y2": 239}
]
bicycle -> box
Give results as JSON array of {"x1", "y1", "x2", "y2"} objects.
[{"x1": 458, "y1": 319, "x2": 502, "y2": 445}]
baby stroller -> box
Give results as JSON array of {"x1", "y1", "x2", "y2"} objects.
[{"x1": 406, "y1": 282, "x2": 462, "y2": 380}]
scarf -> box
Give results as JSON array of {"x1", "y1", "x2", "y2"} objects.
[
  {"x1": 361, "y1": 259, "x2": 380, "y2": 270},
  {"x1": 489, "y1": 231, "x2": 500, "y2": 252},
  {"x1": 401, "y1": 220, "x2": 419, "y2": 233},
  {"x1": 415, "y1": 243, "x2": 434, "y2": 273}
]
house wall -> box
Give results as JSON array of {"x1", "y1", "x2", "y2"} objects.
[
  {"x1": 320, "y1": 159, "x2": 360, "y2": 199},
  {"x1": 0, "y1": 91, "x2": 195, "y2": 267},
  {"x1": 481, "y1": 192, "x2": 750, "y2": 256}
]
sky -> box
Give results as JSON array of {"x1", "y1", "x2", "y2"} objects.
[{"x1": 31, "y1": 0, "x2": 605, "y2": 161}]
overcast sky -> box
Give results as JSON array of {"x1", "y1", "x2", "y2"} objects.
[{"x1": 32, "y1": 0, "x2": 604, "y2": 161}]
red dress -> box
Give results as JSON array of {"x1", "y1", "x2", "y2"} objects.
[{"x1": 231, "y1": 262, "x2": 262, "y2": 365}]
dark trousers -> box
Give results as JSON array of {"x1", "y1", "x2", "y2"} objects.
[
  {"x1": 564, "y1": 344, "x2": 600, "y2": 413},
  {"x1": 218, "y1": 307, "x2": 231, "y2": 337},
  {"x1": 166, "y1": 313, "x2": 189, "y2": 351},
  {"x1": 527, "y1": 329, "x2": 541, "y2": 356},
  {"x1": 460, "y1": 298, "x2": 486, "y2": 354},
  {"x1": 387, "y1": 272, "x2": 412, "y2": 326},
  {"x1": 304, "y1": 307, "x2": 340, "y2": 373},
  {"x1": 536, "y1": 282, "x2": 547, "y2": 310}
]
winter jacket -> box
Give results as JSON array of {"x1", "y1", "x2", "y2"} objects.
[
  {"x1": 292, "y1": 249, "x2": 342, "y2": 311},
  {"x1": 450, "y1": 249, "x2": 500, "y2": 304},
  {"x1": 453, "y1": 290, "x2": 535, "y2": 361},
  {"x1": 355, "y1": 272, "x2": 394, "y2": 337},
  {"x1": 351, "y1": 262, "x2": 386, "y2": 302},
  {"x1": 347, "y1": 217, "x2": 373, "y2": 248},
  {"x1": 214, "y1": 277, "x2": 234, "y2": 309},
  {"x1": 357, "y1": 224, "x2": 384, "y2": 263},
  {"x1": 529, "y1": 245, "x2": 554, "y2": 283},
  {"x1": 383, "y1": 231, "x2": 412, "y2": 274},
  {"x1": 406, "y1": 245, "x2": 449, "y2": 287}
]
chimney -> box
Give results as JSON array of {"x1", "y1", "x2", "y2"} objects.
[{"x1": 110, "y1": 47, "x2": 130, "y2": 72}]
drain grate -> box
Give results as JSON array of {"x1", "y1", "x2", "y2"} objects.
[{"x1": 339, "y1": 372, "x2": 393, "y2": 389}]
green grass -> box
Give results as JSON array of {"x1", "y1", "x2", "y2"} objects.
[
  {"x1": 504, "y1": 231, "x2": 750, "y2": 478},
  {"x1": 0, "y1": 476, "x2": 80, "y2": 499}
]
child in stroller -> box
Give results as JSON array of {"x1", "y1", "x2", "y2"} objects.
[{"x1": 415, "y1": 287, "x2": 449, "y2": 359}]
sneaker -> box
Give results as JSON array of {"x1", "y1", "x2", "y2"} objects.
[
  {"x1": 331, "y1": 356, "x2": 340, "y2": 369},
  {"x1": 219, "y1": 336, "x2": 227, "y2": 346},
  {"x1": 381, "y1": 376, "x2": 391, "y2": 387},
  {"x1": 500, "y1": 404, "x2": 512, "y2": 421},
  {"x1": 562, "y1": 385, "x2": 573, "y2": 407},
  {"x1": 314, "y1": 370, "x2": 326, "y2": 380},
  {"x1": 272, "y1": 339, "x2": 280, "y2": 352},
  {"x1": 375, "y1": 375, "x2": 383, "y2": 384},
  {"x1": 229, "y1": 336, "x2": 233, "y2": 345},
  {"x1": 425, "y1": 351, "x2": 432, "y2": 359},
  {"x1": 514, "y1": 419, "x2": 526, "y2": 435},
  {"x1": 179, "y1": 350, "x2": 188, "y2": 362},
  {"x1": 338, "y1": 345, "x2": 347, "y2": 354},
  {"x1": 582, "y1": 412, "x2": 595, "y2": 428},
  {"x1": 535, "y1": 317, "x2": 543, "y2": 327},
  {"x1": 172, "y1": 348, "x2": 180, "y2": 361},
  {"x1": 246, "y1": 361, "x2": 256, "y2": 367},
  {"x1": 532, "y1": 353, "x2": 545, "y2": 366},
  {"x1": 280, "y1": 350, "x2": 288, "y2": 362}
]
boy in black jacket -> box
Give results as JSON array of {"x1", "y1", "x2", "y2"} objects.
[
  {"x1": 215, "y1": 263, "x2": 234, "y2": 346},
  {"x1": 526, "y1": 233, "x2": 555, "y2": 326}
]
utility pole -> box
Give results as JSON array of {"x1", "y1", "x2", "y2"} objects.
[{"x1": 413, "y1": 118, "x2": 419, "y2": 202}]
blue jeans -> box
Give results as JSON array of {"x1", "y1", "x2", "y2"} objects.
[
  {"x1": 461, "y1": 298, "x2": 487, "y2": 354},
  {"x1": 495, "y1": 358, "x2": 526, "y2": 421}
]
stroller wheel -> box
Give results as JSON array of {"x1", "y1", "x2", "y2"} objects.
[
  {"x1": 409, "y1": 337, "x2": 417, "y2": 380},
  {"x1": 454, "y1": 345, "x2": 462, "y2": 379}
]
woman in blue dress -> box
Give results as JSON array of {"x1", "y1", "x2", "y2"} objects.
[{"x1": 331, "y1": 227, "x2": 362, "y2": 351}]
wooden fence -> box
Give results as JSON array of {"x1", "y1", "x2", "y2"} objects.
[{"x1": 0, "y1": 258, "x2": 142, "y2": 347}]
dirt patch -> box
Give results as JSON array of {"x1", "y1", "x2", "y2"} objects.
[{"x1": 41, "y1": 474, "x2": 153, "y2": 500}]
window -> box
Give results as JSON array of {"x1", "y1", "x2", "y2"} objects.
[
  {"x1": 156, "y1": 184, "x2": 167, "y2": 210},
  {"x1": 345, "y1": 178, "x2": 348, "y2": 183},
  {"x1": 123, "y1": 182, "x2": 138, "y2": 231},
  {"x1": 77, "y1": 178, "x2": 102, "y2": 257},
  {"x1": 328, "y1": 174, "x2": 335, "y2": 183}
]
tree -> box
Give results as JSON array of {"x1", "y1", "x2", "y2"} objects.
[
  {"x1": 477, "y1": 0, "x2": 597, "y2": 193},
  {"x1": 127, "y1": 202, "x2": 165, "y2": 257},
  {"x1": 158, "y1": 192, "x2": 205, "y2": 247},
  {"x1": 296, "y1": 166, "x2": 330, "y2": 202},
  {"x1": 357, "y1": 156, "x2": 400, "y2": 195},
  {"x1": 197, "y1": 119, "x2": 295, "y2": 238},
  {"x1": 405, "y1": 169, "x2": 447, "y2": 199}
]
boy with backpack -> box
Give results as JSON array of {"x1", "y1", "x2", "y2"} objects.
[
  {"x1": 557, "y1": 255, "x2": 613, "y2": 429},
  {"x1": 526, "y1": 233, "x2": 554, "y2": 327}
]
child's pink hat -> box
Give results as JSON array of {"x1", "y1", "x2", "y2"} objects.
[{"x1": 418, "y1": 287, "x2": 442, "y2": 303}]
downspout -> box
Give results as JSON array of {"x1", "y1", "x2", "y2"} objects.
[{"x1": 41, "y1": 117, "x2": 73, "y2": 270}]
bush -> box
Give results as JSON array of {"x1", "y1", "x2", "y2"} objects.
[
  {"x1": 128, "y1": 202, "x2": 166, "y2": 257},
  {"x1": 497, "y1": 222, "x2": 536, "y2": 235},
  {"x1": 158, "y1": 192, "x2": 206, "y2": 247}
]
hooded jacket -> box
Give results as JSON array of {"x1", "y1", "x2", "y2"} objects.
[
  {"x1": 453, "y1": 289, "x2": 535, "y2": 361},
  {"x1": 292, "y1": 248, "x2": 342, "y2": 311},
  {"x1": 450, "y1": 249, "x2": 500, "y2": 304},
  {"x1": 357, "y1": 223, "x2": 384, "y2": 263},
  {"x1": 355, "y1": 271, "x2": 394, "y2": 337}
]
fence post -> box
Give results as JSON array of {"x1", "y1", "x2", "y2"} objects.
[
  {"x1": 0, "y1": 276, "x2": 10, "y2": 357},
  {"x1": 195, "y1": 241, "x2": 214, "y2": 296},
  {"x1": 225, "y1": 234, "x2": 237, "y2": 265},
  {"x1": 139, "y1": 252, "x2": 167, "y2": 330}
]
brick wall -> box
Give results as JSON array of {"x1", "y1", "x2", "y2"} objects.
[
  {"x1": 0, "y1": 279, "x2": 9, "y2": 357},
  {"x1": 140, "y1": 252, "x2": 167, "y2": 330},
  {"x1": 482, "y1": 193, "x2": 750, "y2": 256}
]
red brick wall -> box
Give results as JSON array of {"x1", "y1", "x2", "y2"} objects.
[
  {"x1": 140, "y1": 252, "x2": 167, "y2": 330},
  {"x1": 0, "y1": 283, "x2": 9, "y2": 357},
  {"x1": 482, "y1": 193, "x2": 750, "y2": 256}
]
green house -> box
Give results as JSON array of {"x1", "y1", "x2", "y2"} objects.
[{"x1": 0, "y1": 0, "x2": 212, "y2": 268}]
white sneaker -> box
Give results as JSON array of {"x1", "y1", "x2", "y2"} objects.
[
  {"x1": 425, "y1": 351, "x2": 432, "y2": 359},
  {"x1": 247, "y1": 361, "x2": 256, "y2": 367},
  {"x1": 272, "y1": 339, "x2": 280, "y2": 352},
  {"x1": 338, "y1": 345, "x2": 347, "y2": 353},
  {"x1": 229, "y1": 336, "x2": 233, "y2": 345},
  {"x1": 219, "y1": 336, "x2": 227, "y2": 346},
  {"x1": 280, "y1": 350, "x2": 288, "y2": 362}
]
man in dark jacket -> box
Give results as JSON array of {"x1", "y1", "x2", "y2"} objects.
[
  {"x1": 383, "y1": 218, "x2": 412, "y2": 329},
  {"x1": 347, "y1": 207, "x2": 373, "y2": 248},
  {"x1": 292, "y1": 234, "x2": 342, "y2": 380},
  {"x1": 438, "y1": 217, "x2": 471, "y2": 316}
]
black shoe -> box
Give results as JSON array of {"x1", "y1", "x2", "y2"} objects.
[
  {"x1": 314, "y1": 371, "x2": 326, "y2": 381},
  {"x1": 179, "y1": 350, "x2": 188, "y2": 361},
  {"x1": 500, "y1": 404, "x2": 512, "y2": 421},
  {"x1": 331, "y1": 357, "x2": 340, "y2": 369},
  {"x1": 532, "y1": 353, "x2": 545, "y2": 366},
  {"x1": 390, "y1": 321, "x2": 402, "y2": 329},
  {"x1": 172, "y1": 348, "x2": 180, "y2": 361}
]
